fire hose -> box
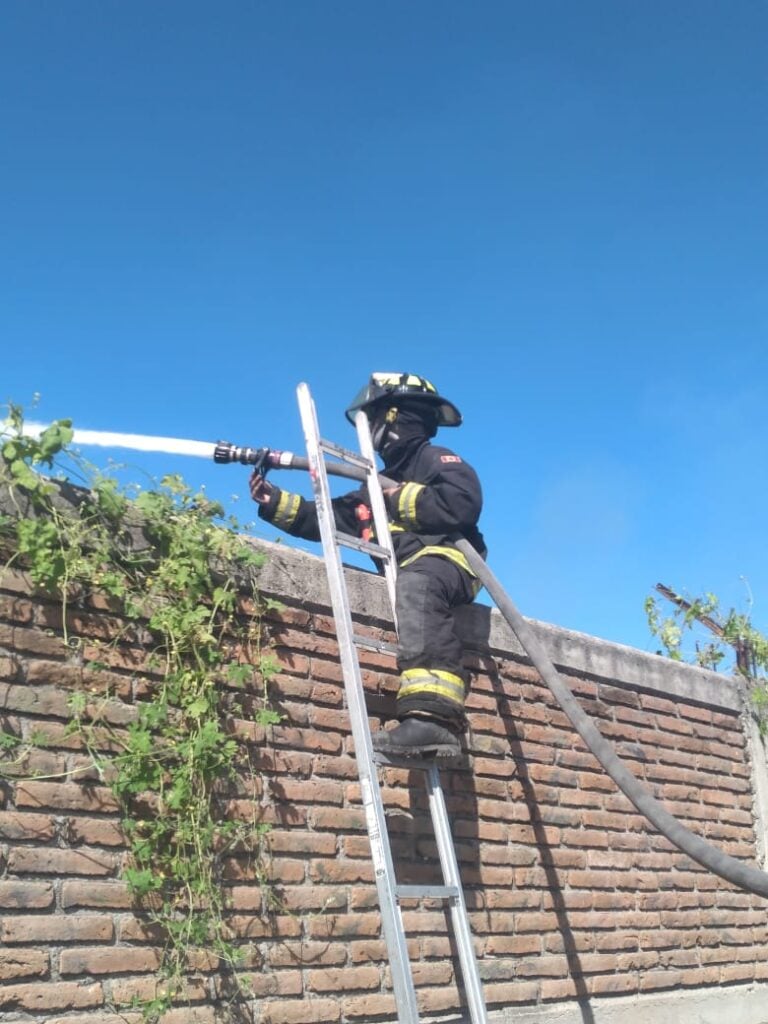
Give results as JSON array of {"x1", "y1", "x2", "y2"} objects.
[{"x1": 214, "y1": 442, "x2": 768, "y2": 900}]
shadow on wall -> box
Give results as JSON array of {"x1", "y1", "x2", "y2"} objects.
[{"x1": 461, "y1": 603, "x2": 597, "y2": 1024}]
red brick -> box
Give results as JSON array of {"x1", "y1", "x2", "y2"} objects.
[
  {"x1": 515, "y1": 955, "x2": 569, "y2": 978},
  {"x1": 509, "y1": 911, "x2": 561, "y2": 935},
  {"x1": 543, "y1": 932, "x2": 594, "y2": 954},
  {"x1": 1, "y1": 915, "x2": 114, "y2": 943},
  {"x1": 0, "y1": 565, "x2": 34, "y2": 593},
  {"x1": 541, "y1": 978, "x2": 581, "y2": 1001},
  {"x1": 699, "y1": 944, "x2": 737, "y2": 964},
  {"x1": 0, "y1": 810, "x2": 55, "y2": 840},
  {"x1": 595, "y1": 933, "x2": 639, "y2": 952},
  {"x1": 230, "y1": 971, "x2": 304, "y2": 998},
  {"x1": 455, "y1": 819, "x2": 511, "y2": 842},
  {"x1": 259, "y1": 998, "x2": 341, "y2": 1024},
  {"x1": 271, "y1": 779, "x2": 344, "y2": 805},
  {"x1": 309, "y1": 913, "x2": 382, "y2": 939},
  {"x1": 581, "y1": 770, "x2": 618, "y2": 790},
  {"x1": 309, "y1": 807, "x2": 366, "y2": 832},
  {"x1": 661, "y1": 948, "x2": 700, "y2": 969},
  {"x1": 111, "y1": 976, "x2": 208, "y2": 1005},
  {"x1": 0, "y1": 746, "x2": 69, "y2": 781},
  {"x1": 266, "y1": 725, "x2": 341, "y2": 756},
  {"x1": 307, "y1": 966, "x2": 381, "y2": 992},
  {"x1": 567, "y1": 870, "x2": 623, "y2": 890},
  {"x1": 0, "y1": 948, "x2": 48, "y2": 980},
  {"x1": 483, "y1": 981, "x2": 539, "y2": 1004},
  {"x1": 3, "y1": 626, "x2": 68, "y2": 657},
  {"x1": 0, "y1": 880, "x2": 54, "y2": 908},
  {"x1": 226, "y1": 915, "x2": 302, "y2": 939},
  {"x1": 116, "y1": 917, "x2": 165, "y2": 943},
  {"x1": 340, "y1": 995, "x2": 396, "y2": 1020},
  {"x1": 592, "y1": 892, "x2": 637, "y2": 911},
  {"x1": 561, "y1": 828, "x2": 610, "y2": 849},
  {"x1": 483, "y1": 844, "x2": 539, "y2": 868},
  {"x1": 680, "y1": 966, "x2": 721, "y2": 986},
  {"x1": 281, "y1": 885, "x2": 346, "y2": 912},
  {"x1": 24, "y1": 659, "x2": 132, "y2": 697},
  {"x1": 8, "y1": 846, "x2": 117, "y2": 876},
  {"x1": 471, "y1": 756, "x2": 518, "y2": 779},
  {"x1": 348, "y1": 939, "x2": 388, "y2": 962},
  {"x1": 266, "y1": 830, "x2": 338, "y2": 855},
  {"x1": 61, "y1": 881, "x2": 134, "y2": 909},
  {"x1": 0, "y1": 981, "x2": 103, "y2": 1011},
  {"x1": 721, "y1": 962, "x2": 759, "y2": 983},
  {"x1": 310, "y1": 859, "x2": 374, "y2": 885},
  {"x1": 23, "y1": 720, "x2": 102, "y2": 752},
  {"x1": 153, "y1": 1010, "x2": 215, "y2": 1024},
  {"x1": 60, "y1": 947, "x2": 161, "y2": 976},
  {"x1": 639, "y1": 969, "x2": 683, "y2": 991},
  {"x1": 588, "y1": 975, "x2": 638, "y2": 995},
  {"x1": 0, "y1": 595, "x2": 34, "y2": 625},
  {"x1": 312, "y1": 755, "x2": 360, "y2": 779},
  {"x1": 14, "y1": 780, "x2": 118, "y2": 812},
  {"x1": 46, "y1": 1017, "x2": 134, "y2": 1024},
  {"x1": 1, "y1": 681, "x2": 73, "y2": 716},
  {"x1": 267, "y1": 942, "x2": 348, "y2": 967},
  {"x1": 66, "y1": 817, "x2": 125, "y2": 846},
  {"x1": 482, "y1": 934, "x2": 540, "y2": 957}
]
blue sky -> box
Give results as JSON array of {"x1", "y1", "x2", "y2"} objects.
[{"x1": 2, "y1": 2, "x2": 767, "y2": 655}]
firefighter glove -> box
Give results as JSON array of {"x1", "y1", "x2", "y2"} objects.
[{"x1": 249, "y1": 472, "x2": 274, "y2": 505}]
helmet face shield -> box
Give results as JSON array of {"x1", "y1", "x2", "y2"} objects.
[
  {"x1": 346, "y1": 382, "x2": 381, "y2": 422},
  {"x1": 345, "y1": 372, "x2": 462, "y2": 427}
]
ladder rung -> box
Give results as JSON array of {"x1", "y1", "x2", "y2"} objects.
[
  {"x1": 336, "y1": 530, "x2": 392, "y2": 560},
  {"x1": 319, "y1": 438, "x2": 373, "y2": 469},
  {"x1": 352, "y1": 633, "x2": 398, "y2": 656},
  {"x1": 373, "y1": 750, "x2": 464, "y2": 768},
  {"x1": 396, "y1": 884, "x2": 461, "y2": 901}
]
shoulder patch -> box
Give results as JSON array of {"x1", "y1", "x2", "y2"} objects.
[{"x1": 440, "y1": 455, "x2": 462, "y2": 463}]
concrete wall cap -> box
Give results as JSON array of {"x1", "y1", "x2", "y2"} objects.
[{"x1": 249, "y1": 537, "x2": 745, "y2": 714}]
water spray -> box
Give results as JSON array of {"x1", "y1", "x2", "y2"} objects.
[{"x1": 22, "y1": 422, "x2": 217, "y2": 460}]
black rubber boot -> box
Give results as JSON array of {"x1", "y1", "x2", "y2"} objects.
[{"x1": 371, "y1": 718, "x2": 461, "y2": 758}]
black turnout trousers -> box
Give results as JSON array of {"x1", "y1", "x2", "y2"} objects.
[{"x1": 393, "y1": 554, "x2": 477, "y2": 730}]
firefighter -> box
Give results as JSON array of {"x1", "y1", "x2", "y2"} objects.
[{"x1": 249, "y1": 373, "x2": 486, "y2": 757}]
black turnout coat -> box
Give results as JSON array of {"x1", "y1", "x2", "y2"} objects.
[{"x1": 258, "y1": 439, "x2": 486, "y2": 572}]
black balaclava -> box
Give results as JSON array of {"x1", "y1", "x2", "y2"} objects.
[{"x1": 371, "y1": 402, "x2": 438, "y2": 474}]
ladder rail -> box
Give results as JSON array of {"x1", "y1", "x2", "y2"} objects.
[
  {"x1": 426, "y1": 763, "x2": 487, "y2": 1023},
  {"x1": 354, "y1": 409, "x2": 399, "y2": 623},
  {"x1": 296, "y1": 384, "x2": 420, "y2": 1023}
]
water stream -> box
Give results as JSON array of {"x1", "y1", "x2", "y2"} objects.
[{"x1": 22, "y1": 422, "x2": 217, "y2": 460}]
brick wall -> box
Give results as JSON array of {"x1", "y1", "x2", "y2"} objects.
[{"x1": 1, "y1": 538, "x2": 768, "y2": 1024}]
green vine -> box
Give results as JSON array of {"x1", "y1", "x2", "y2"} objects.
[
  {"x1": 0, "y1": 405, "x2": 282, "y2": 1021},
  {"x1": 646, "y1": 586, "x2": 768, "y2": 735}
]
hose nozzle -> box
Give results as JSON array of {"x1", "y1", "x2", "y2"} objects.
[{"x1": 213, "y1": 441, "x2": 271, "y2": 468}]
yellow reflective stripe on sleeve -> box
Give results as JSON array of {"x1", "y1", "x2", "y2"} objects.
[
  {"x1": 273, "y1": 491, "x2": 301, "y2": 529},
  {"x1": 397, "y1": 483, "x2": 424, "y2": 529},
  {"x1": 399, "y1": 544, "x2": 476, "y2": 577},
  {"x1": 389, "y1": 523, "x2": 405, "y2": 533},
  {"x1": 398, "y1": 668, "x2": 465, "y2": 706}
]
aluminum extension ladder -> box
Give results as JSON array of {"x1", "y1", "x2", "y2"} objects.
[{"x1": 296, "y1": 383, "x2": 488, "y2": 1024}]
